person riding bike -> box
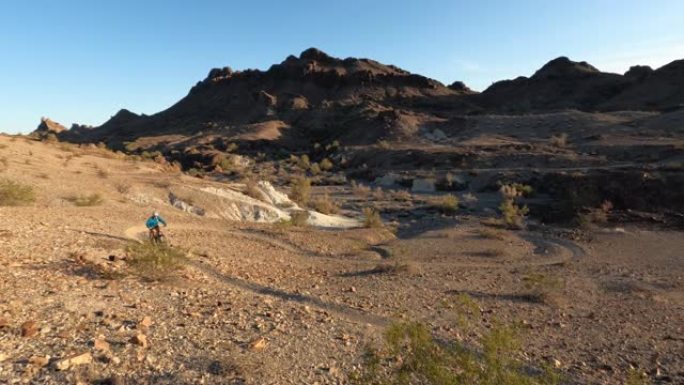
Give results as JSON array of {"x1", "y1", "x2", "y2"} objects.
[{"x1": 146, "y1": 211, "x2": 167, "y2": 242}]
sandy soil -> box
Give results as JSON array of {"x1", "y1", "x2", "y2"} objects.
[{"x1": 0, "y1": 136, "x2": 682, "y2": 385}]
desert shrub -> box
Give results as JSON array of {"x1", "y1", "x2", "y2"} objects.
[
  {"x1": 392, "y1": 189, "x2": 413, "y2": 202},
  {"x1": 278, "y1": 210, "x2": 310, "y2": 227},
  {"x1": 218, "y1": 157, "x2": 235, "y2": 171},
  {"x1": 0, "y1": 178, "x2": 36, "y2": 206},
  {"x1": 66, "y1": 193, "x2": 104, "y2": 207},
  {"x1": 550, "y1": 133, "x2": 569, "y2": 148},
  {"x1": 477, "y1": 228, "x2": 505, "y2": 240},
  {"x1": 309, "y1": 162, "x2": 321, "y2": 175},
  {"x1": 289, "y1": 176, "x2": 311, "y2": 205},
  {"x1": 141, "y1": 150, "x2": 162, "y2": 160},
  {"x1": 351, "y1": 180, "x2": 371, "y2": 197},
  {"x1": 499, "y1": 184, "x2": 530, "y2": 229},
  {"x1": 521, "y1": 272, "x2": 565, "y2": 304},
  {"x1": 433, "y1": 194, "x2": 459, "y2": 214},
  {"x1": 626, "y1": 369, "x2": 651, "y2": 385},
  {"x1": 500, "y1": 183, "x2": 533, "y2": 199},
  {"x1": 351, "y1": 320, "x2": 560, "y2": 385},
  {"x1": 319, "y1": 158, "x2": 333, "y2": 171},
  {"x1": 377, "y1": 140, "x2": 391, "y2": 149},
  {"x1": 187, "y1": 168, "x2": 204, "y2": 178},
  {"x1": 363, "y1": 207, "x2": 383, "y2": 228},
  {"x1": 37, "y1": 173, "x2": 50, "y2": 180},
  {"x1": 244, "y1": 179, "x2": 265, "y2": 201},
  {"x1": 297, "y1": 154, "x2": 310, "y2": 170},
  {"x1": 312, "y1": 193, "x2": 339, "y2": 215},
  {"x1": 115, "y1": 183, "x2": 131, "y2": 194},
  {"x1": 499, "y1": 198, "x2": 529, "y2": 229},
  {"x1": 125, "y1": 242, "x2": 186, "y2": 281}
]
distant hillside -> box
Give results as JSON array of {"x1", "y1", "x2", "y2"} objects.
[{"x1": 52, "y1": 49, "x2": 684, "y2": 157}]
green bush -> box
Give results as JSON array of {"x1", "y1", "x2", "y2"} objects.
[
  {"x1": 0, "y1": 178, "x2": 36, "y2": 206},
  {"x1": 125, "y1": 242, "x2": 186, "y2": 281},
  {"x1": 499, "y1": 199, "x2": 529, "y2": 229},
  {"x1": 352, "y1": 320, "x2": 560, "y2": 385},
  {"x1": 522, "y1": 272, "x2": 565, "y2": 304}
]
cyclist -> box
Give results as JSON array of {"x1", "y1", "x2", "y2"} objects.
[{"x1": 146, "y1": 211, "x2": 167, "y2": 242}]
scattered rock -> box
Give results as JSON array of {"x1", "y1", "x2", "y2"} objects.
[
  {"x1": 94, "y1": 337, "x2": 110, "y2": 352},
  {"x1": 55, "y1": 352, "x2": 93, "y2": 371},
  {"x1": 130, "y1": 333, "x2": 148, "y2": 348},
  {"x1": 249, "y1": 337, "x2": 268, "y2": 351},
  {"x1": 139, "y1": 316, "x2": 153, "y2": 328},
  {"x1": 28, "y1": 355, "x2": 50, "y2": 368},
  {"x1": 20, "y1": 320, "x2": 39, "y2": 337},
  {"x1": 0, "y1": 317, "x2": 8, "y2": 329}
]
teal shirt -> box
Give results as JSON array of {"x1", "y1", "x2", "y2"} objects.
[{"x1": 146, "y1": 215, "x2": 167, "y2": 229}]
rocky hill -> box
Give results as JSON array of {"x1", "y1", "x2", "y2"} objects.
[
  {"x1": 478, "y1": 57, "x2": 684, "y2": 113},
  {"x1": 48, "y1": 49, "x2": 684, "y2": 172},
  {"x1": 60, "y1": 48, "x2": 475, "y2": 149}
]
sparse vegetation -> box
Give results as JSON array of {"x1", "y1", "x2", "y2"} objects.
[
  {"x1": 499, "y1": 198, "x2": 529, "y2": 229},
  {"x1": 550, "y1": 133, "x2": 569, "y2": 148},
  {"x1": 125, "y1": 242, "x2": 186, "y2": 281},
  {"x1": 391, "y1": 189, "x2": 413, "y2": 202},
  {"x1": 115, "y1": 182, "x2": 131, "y2": 194},
  {"x1": 499, "y1": 184, "x2": 530, "y2": 229},
  {"x1": 319, "y1": 158, "x2": 334, "y2": 171},
  {"x1": 352, "y1": 319, "x2": 560, "y2": 385},
  {"x1": 289, "y1": 176, "x2": 311, "y2": 205},
  {"x1": 351, "y1": 180, "x2": 371, "y2": 197},
  {"x1": 433, "y1": 194, "x2": 459, "y2": 214},
  {"x1": 377, "y1": 140, "x2": 391, "y2": 149},
  {"x1": 362, "y1": 207, "x2": 383, "y2": 228},
  {"x1": 244, "y1": 179, "x2": 265, "y2": 201},
  {"x1": 312, "y1": 193, "x2": 339, "y2": 214},
  {"x1": 477, "y1": 228, "x2": 505, "y2": 240},
  {"x1": 187, "y1": 168, "x2": 204, "y2": 178},
  {"x1": 309, "y1": 162, "x2": 321, "y2": 175},
  {"x1": 218, "y1": 156, "x2": 235, "y2": 171},
  {"x1": 66, "y1": 193, "x2": 104, "y2": 207},
  {"x1": 278, "y1": 210, "x2": 309, "y2": 227},
  {"x1": 626, "y1": 368, "x2": 651, "y2": 385},
  {"x1": 576, "y1": 199, "x2": 613, "y2": 228},
  {"x1": 0, "y1": 178, "x2": 36, "y2": 206},
  {"x1": 521, "y1": 272, "x2": 565, "y2": 304}
]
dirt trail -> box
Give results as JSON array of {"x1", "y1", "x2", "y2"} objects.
[{"x1": 123, "y1": 224, "x2": 390, "y2": 326}]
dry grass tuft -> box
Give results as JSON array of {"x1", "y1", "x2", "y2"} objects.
[
  {"x1": 289, "y1": 176, "x2": 311, "y2": 205},
  {"x1": 312, "y1": 193, "x2": 339, "y2": 215},
  {"x1": 65, "y1": 193, "x2": 104, "y2": 207},
  {"x1": 0, "y1": 178, "x2": 36, "y2": 206},
  {"x1": 362, "y1": 207, "x2": 383, "y2": 228}
]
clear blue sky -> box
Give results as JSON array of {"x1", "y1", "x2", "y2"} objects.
[{"x1": 1, "y1": 0, "x2": 683, "y2": 133}]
